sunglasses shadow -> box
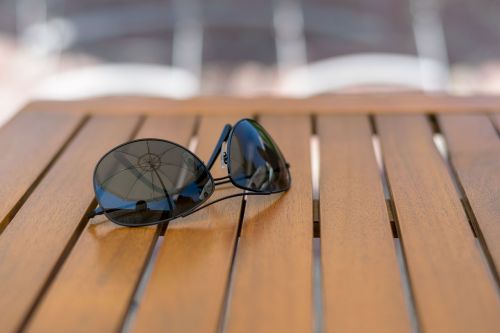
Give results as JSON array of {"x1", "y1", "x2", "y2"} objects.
[
  {"x1": 242, "y1": 191, "x2": 290, "y2": 224},
  {"x1": 80, "y1": 193, "x2": 289, "y2": 277},
  {"x1": 85, "y1": 189, "x2": 289, "y2": 240}
]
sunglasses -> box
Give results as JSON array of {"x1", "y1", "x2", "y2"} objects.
[{"x1": 88, "y1": 118, "x2": 291, "y2": 227}]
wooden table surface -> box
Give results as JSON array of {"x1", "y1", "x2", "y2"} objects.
[{"x1": 1, "y1": 94, "x2": 500, "y2": 333}]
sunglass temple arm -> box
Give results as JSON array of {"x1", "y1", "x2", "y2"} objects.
[{"x1": 206, "y1": 124, "x2": 232, "y2": 170}]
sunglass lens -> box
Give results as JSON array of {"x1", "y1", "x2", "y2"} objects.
[
  {"x1": 228, "y1": 119, "x2": 290, "y2": 192},
  {"x1": 93, "y1": 139, "x2": 213, "y2": 226}
]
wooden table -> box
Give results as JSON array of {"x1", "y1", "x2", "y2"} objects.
[{"x1": 1, "y1": 94, "x2": 499, "y2": 333}]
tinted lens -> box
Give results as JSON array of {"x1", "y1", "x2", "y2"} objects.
[
  {"x1": 94, "y1": 139, "x2": 213, "y2": 226},
  {"x1": 228, "y1": 119, "x2": 290, "y2": 192}
]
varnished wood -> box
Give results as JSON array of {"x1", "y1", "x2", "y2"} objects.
[
  {"x1": 438, "y1": 114, "x2": 500, "y2": 276},
  {"x1": 20, "y1": 93, "x2": 500, "y2": 115},
  {"x1": 225, "y1": 115, "x2": 313, "y2": 333},
  {"x1": 131, "y1": 115, "x2": 244, "y2": 333},
  {"x1": 0, "y1": 95, "x2": 499, "y2": 333},
  {"x1": 318, "y1": 115, "x2": 411, "y2": 333},
  {"x1": 376, "y1": 115, "x2": 500, "y2": 333},
  {"x1": 0, "y1": 111, "x2": 84, "y2": 231},
  {"x1": 0, "y1": 115, "x2": 140, "y2": 333},
  {"x1": 25, "y1": 115, "x2": 196, "y2": 333}
]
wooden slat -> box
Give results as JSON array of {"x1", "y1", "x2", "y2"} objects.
[
  {"x1": 376, "y1": 115, "x2": 500, "y2": 333},
  {"x1": 131, "y1": 115, "x2": 244, "y2": 333},
  {"x1": 318, "y1": 115, "x2": 411, "y2": 333},
  {"x1": 25, "y1": 115, "x2": 196, "y2": 333},
  {"x1": 0, "y1": 111, "x2": 84, "y2": 231},
  {"x1": 225, "y1": 115, "x2": 313, "y2": 333},
  {"x1": 0, "y1": 115, "x2": 140, "y2": 333},
  {"x1": 21, "y1": 93, "x2": 500, "y2": 115},
  {"x1": 438, "y1": 114, "x2": 500, "y2": 275}
]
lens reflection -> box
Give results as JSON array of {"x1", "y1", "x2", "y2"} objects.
[
  {"x1": 228, "y1": 119, "x2": 290, "y2": 192},
  {"x1": 94, "y1": 139, "x2": 213, "y2": 226}
]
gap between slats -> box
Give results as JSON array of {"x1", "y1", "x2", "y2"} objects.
[
  {"x1": 121, "y1": 121, "x2": 203, "y2": 332},
  {"x1": 372, "y1": 113, "x2": 500, "y2": 331},
  {"x1": 217, "y1": 196, "x2": 247, "y2": 333},
  {"x1": 19, "y1": 115, "x2": 146, "y2": 332},
  {"x1": 0, "y1": 115, "x2": 89, "y2": 234},
  {"x1": 222, "y1": 115, "x2": 318, "y2": 333},
  {"x1": 216, "y1": 114, "x2": 283, "y2": 333},
  {"x1": 370, "y1": 116, "x2": 421, "y2": 333},
  {"x1": 121, "y1": 115, "x2": 251, "y2": 333},
  {"x1": 375, "y1": 113, "x2": 500, "y2": 332},
  {"x1": 430, "y1": 115, "x2": 500, "y2": 290},
  {"x1": 310, "y1": 116, "x2": 324, "y2": 333},
  {"x1": 222, "y1": 115, "x2": 314, "y2": 333}
]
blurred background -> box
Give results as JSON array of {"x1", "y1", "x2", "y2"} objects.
[{"x1": 1, "y1": 0, "x2": 500, "y2": 124}]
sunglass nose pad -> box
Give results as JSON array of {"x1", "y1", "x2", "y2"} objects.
[
  {"x1": 135, "y1": 200, "x2": 148, "y2": 211},
  {"x1": 199, "y1": 180, "x2": 214, "y2": 200}
]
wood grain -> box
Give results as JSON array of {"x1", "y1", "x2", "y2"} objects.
[
  {"x1": 25, "y1": 115, "x2": 196, "y2": 333},
  {"x1": 318, "y1": 115, "x2": 411, "y2": 333},
  {"x1": 0, "y1": 115, "x2": 140, "y2": 333},
  {"x1": 20, "y1": 93, "x2": 500, "y2": 115},
  {"x1": 131, "y1": 115, "x2": 245, "y2": 333},
  {"x1": 224, "y1": 115, "x2": 313, "y2": 333},
  {"x1": 438, "y1": 114, "x2": 500, "y2": 275},
  {"x1": 376, "y1": 115, "x2": 500, "y2": 333},
  {"x1": 2, "y1": 97, "x2": 500, "y2": 332},
  {"x1": 0, "y1": 111, "x2": 84, "y2": 231}
]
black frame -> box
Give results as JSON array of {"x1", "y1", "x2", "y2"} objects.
[{"x1": 89, "y1": 118, "x2": 291, "y2": 227}]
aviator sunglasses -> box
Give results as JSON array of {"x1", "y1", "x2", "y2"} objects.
[{"x1": 88, "y1": 118, "x2": 291, "y2": 226}]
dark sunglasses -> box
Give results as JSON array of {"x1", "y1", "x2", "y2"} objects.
[{"x1": 88, "y1": 118, "x2": 291, "y2": 227}]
